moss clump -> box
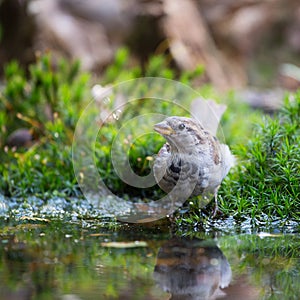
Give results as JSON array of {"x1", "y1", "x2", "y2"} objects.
[
  {"x1": 219, "y1": 94, "x2": 300, "y2": 221},
  {"x1": 0, "y1": 54, "x2": 89, "y2": 197}
]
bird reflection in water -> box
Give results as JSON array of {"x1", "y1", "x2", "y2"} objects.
[{"x1": 153, "y1": 238, "x2": 231, "y2": 300}]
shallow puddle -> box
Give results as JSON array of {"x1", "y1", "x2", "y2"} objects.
[{"x1": 0, "y1": 219, "x2": 299, "y2": 300}]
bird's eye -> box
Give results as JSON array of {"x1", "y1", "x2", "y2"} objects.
[{"x1": 178, "y1": 123, "x2": 185, "y2": 130}]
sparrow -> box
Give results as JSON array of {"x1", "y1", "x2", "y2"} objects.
[{"x1": 153, "y1": 116, "x2": 235, "y2": 215}]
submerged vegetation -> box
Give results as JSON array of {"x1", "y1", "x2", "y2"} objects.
[{"x1": 0, "y1": 49, "x2": 299, "y2": 224}]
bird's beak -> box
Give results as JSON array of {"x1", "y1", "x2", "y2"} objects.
[{"x1": 154, "y1": 121, "x2": 175, "y2": 136}]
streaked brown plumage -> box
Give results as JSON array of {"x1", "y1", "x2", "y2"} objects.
[{"x1": 153, "y1": 116, "x2": 235, "y2": 214}]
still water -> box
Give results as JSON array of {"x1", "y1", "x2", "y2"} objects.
[{"x1": 0, "y1": 218, "x2": 299, "y2": 300}]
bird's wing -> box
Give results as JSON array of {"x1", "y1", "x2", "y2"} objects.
[
  {"x1": 190, "y1": 98, "x2": 227, "y2": 136},
  {"x1": 153, "y1": 143, "x2": 171, "y2": 184}
]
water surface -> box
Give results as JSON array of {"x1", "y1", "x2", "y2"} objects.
[{"x1": 0, "y1": 217, "x2": 299, "y2": 300}]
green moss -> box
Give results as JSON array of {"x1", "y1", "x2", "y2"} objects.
[
  {"x1": 218, "y1": 94, "x2": 300, "y2": 221},
  {"x1": 3, "y1": 49, "x2": 298, "y2": 224},
  {"x1": 0, "y1": 54, "x2": 89, "y2": 197}
]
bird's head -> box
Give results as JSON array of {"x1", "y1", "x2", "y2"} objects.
[{"x1": 154, "y1": 116, "x2": 209, "y2": 153}]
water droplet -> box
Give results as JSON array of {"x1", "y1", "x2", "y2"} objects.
[
  {"x1": 103, "y1": 97, "x2": 111, "y2": 105},
  {"x1": 112, "y1": 109, "x2": 122, "y2": 120}
]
